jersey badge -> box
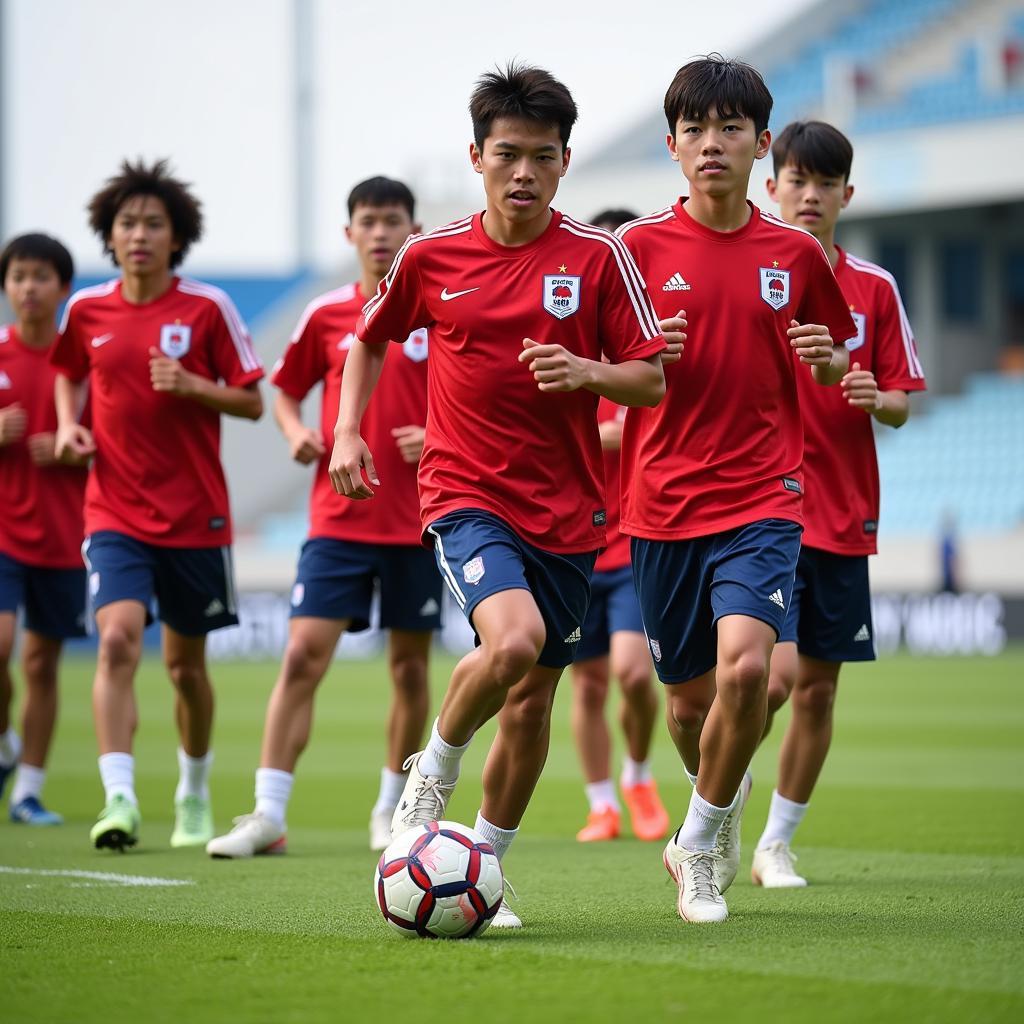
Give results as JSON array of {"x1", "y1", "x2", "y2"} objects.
[
  {"x1": 759, "y1": 267, "x2": 790, "y2": 310},
  {"x1": 543, "y1": 275, "x2": 581, "y2": 320},
  {"x1": 848, "y1": 311, "x2": 867, "y2": 351},
  {"x1": 159, "y1": 322, "x2": 192, "y2": 358},
  {"x1": 402, "y1": 327, "x2": 429, "y2": 363}
]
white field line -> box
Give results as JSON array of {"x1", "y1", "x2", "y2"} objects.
[{"x1": 0, "y1": 865, "x2": 194, "y2": 887}]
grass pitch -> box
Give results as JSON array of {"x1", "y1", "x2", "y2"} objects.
[{"x1": 2, "y1": 649, "x2": 1022, "y2": 1023}]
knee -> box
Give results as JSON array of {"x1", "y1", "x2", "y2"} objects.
[
  {"x1": 98, "y1": 623, "x2": 141, "y2": 671},
  {"x1": 765, "y1": 670, "x2": 793, "y2": 715},
  {"x1": 718, "y1": 651, "x2": 769, "y2": 711},
  {"x1": 669, "y1": 691, "x2": 711, "y2": 734},
  {"x1": 792, "y1": 676, "x2": 837, "y2": 723},
  {"x1": 484, "y1": 633, "x2": 542, "y2": 688},
  {"x1": 280, "y1": 636, "x2": 328, "y2": 688},
  {"x1": 22, "y1": 647, "x2": 59, "y2": 688},
  {"x1": 165, "y1": 657, "x2": 208, "y2": 695},
  {"x1": 388, "y1": 651, "x2": 428, "y2": 696},
  {"x1": 618, "y1": 665, "x2": 654, "y2": 704},
  {"x1": 573, "y1": 667, "x2": 608, "y2": 711}
]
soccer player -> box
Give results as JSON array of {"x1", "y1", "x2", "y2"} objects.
[
  {"x1": 51, "y1": 160, "x2": 264, "y2": 851},
  {"x1": 329, "y1": 64, "x2": 669, "y2": 928},
  {"x1": 206, "y1": 176, "x2": 441, "y2": 858},
  {"x1": 0, "y1": 233, "x2": 86, "y2": 824},
  {"x1": 751, "y1": 121, "x2": 926, "y2": 888},
  {"x1": 570, "y1": 208, "x2": 668, "y2": 844},
  {"x1": 617, "y1": 56, "x2": 857, "y2": 922}
]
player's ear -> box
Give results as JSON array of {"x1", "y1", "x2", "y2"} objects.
[
  {"x1": 469, "y1": 141, "x2": 484, "y2": 175},
  {"x1": 412, "y1": 222, "x2": 423, "y2": 235},
  {"x1": 344, "y1": 224, "x2": 354, "y2": 245},
  {"x1": 755, "y1": 128, "x2": 772, "y2": 160},
  {"x1": 841, "y1": 183, "x2": 855, "y2": 209},
  {"x1": 766, "y1": 178, "x2": 778, "y2": 201},
  {"x1": 561, "y1": 146, "x2": 571, "y2": 177},
  {"x1": 666, "y1": 133, "x2": 679, "y2": 162}
]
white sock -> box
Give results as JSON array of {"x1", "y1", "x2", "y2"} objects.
[
  {"x1": 98, "y1": 752, "x2": 137, "y2": 806},
  {"x1": 684, "y1": 766, "x2": 699, "y2": 787},
  {"x1": 0, "y1": 727, "x2": 21, "y2": 766},
  {"x1": 372, "y1": 767, "x2": 407, "y2": 816},
  {"x1": 757, "y1": 789, "x2": 809, "y2": 849},
  {"x1": 620, "y1": 757, "x2": 652, "y2": 787},
  {"x1": 674, "y1": 788, "x2": 731, "y2": 852},
  {"x1": 418, "y1": 718, "x2": 470, "y2": 783},
  {"x1": 10, "y1": 763, "x2": 45, "y2": 806},
  {"x1": 585, "y1": 779, "x2": 619, "y2": 812},
  {"x1": 474, "y1": 811, "x2": 518, "y2": 862},
  {"x1": 175, "y1": 747, "x2": 212, "y2": 802},
  {"x1": 254, "y1": 767, "x2": 293, "y2": 828}
]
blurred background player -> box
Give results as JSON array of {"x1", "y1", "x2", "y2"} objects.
[
  {"x1": 51, "y1": 160, "x2": 264, "y2": 851},
  {"x1": 207, "y1": 177, "x2": 441, "y2": 858},
  {"x1": 570, "y1": 207, "x2": 668, "y2": 845},
  {"x1": 619, "y1": 56, "x2": 856, "y2": 923},
  {"x1": 0, "y1": 233, "x2": 87, "y2": 825},
  {"x1": 753, "y1": 121, "x2": 927, "y2": 888},
  {"x1": 329, "y1": 64, "x2": 667, "y2": 928}
]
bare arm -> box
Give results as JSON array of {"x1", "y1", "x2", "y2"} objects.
[
  {"x1": 273, "y1": 392, "x2": 326, "y2": 464},
  {"x1": 328, "y1": 339, "x2": 388, "y2": 499},
  {"x1": 842, "y1": 363, "x2": 910, "y2": 428},
  {"x1": 148, "y1": 348, "x2": 263, "y2": 420},
  {"x1": 53, "y1": 375, "x2": 96, "y2": 464}
]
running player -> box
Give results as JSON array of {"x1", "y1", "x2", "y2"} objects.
[
  {"x1": 571, "y1": 208, "x2": 668, "y2": 845},
  {"x1": 618, "y1": 56, "x2": 857, "y2": 922},
  {"x1": 51, "y1": 160, "x2": 264, "y2": 851},
  {"x1": 329, "y1": 64, "x2": 669, "y2": 928},
  {"x1": 207, "y1": 176, "x2": 441, "y2": 858},
  {"x1": 751, "y1": 121, "x2": 926, "y2": 888},
  {"x1": 0, "y1": 233, "x2": 86, "y2": 824}
]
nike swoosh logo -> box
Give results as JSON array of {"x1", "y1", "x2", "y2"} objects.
[
  {"x1": 91, "y1": 333, "x2": 114, "y2": 348},
  {"x1": 440, "y1": 287, "x2": 480, "y2": 302}
]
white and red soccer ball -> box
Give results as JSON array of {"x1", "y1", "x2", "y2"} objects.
[{"x1": 375, "y1": 821, "x2": 504, "y2": 939}]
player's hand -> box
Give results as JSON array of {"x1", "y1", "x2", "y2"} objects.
[
  {"x1": 842, "y1": 362, "x2": 882, "y2": 412},
  {"x1": 27, "y1": 431, "x2": 58, "y2": 467},
  {"x1": 288, "y1": 425, "x2": 327, "y2": 465},
  {"x1": 392, "y1": 425, "x2": 426, "y2": 464},
  {"x1": 788, "y1": 320, "x2": 835, "y2": 366},
  {"x1": 0, "y1": 403, "x2": 27, "y2": 445},
  {"x1": 148, "y1": 347, "x2": 198, "y2": 396},
  {"x1": 329, "y1": 430, "x2": 378, "y2": 499},
  {"x1": 54, "y1": 422, "x2": 96, "y2": 464},
  {"x1": 519, "y1": 338, "x2": 587, "y2": 392},
  {"x1": 659, "y1": 310, "x2": 686, "y2": 364}
]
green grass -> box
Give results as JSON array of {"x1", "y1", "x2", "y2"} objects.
[{"x1": 2, "y1": 650, "x2": 1023, "y2": 1023}]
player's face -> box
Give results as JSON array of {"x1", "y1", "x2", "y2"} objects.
[
  {"x1": 471, "y1": 117, "x2": 570, "y2": 224},
  {"x1": 345, "y1": 203, "x2": 417, "y2": 279},
  {"x1": 767, "y1": 162, "x2": 854, "y2": 239},
  {"x1": 667, "y1": 109, "x2": 770, "y2": 197},
  {"x1": 3, "y1": 258, "x2": 68, "y2": 325},
  {"x1": 109, "y1": 195, "x2": 180, "y2": 275}
]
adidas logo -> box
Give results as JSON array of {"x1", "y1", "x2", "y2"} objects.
[
  {"x1": 0, "y1": 371, "x2": 11, "y2": 389},
  {"x1": 662, "y1": 272, "x2": 691, "y2": 292},
  {"x1": 564, "y1": 626, "x2": 582, "y2": 644},
  {"x1": 768, "y1": 589, "x2": 785, "y2": 609},
  {"x1": 419, "y1": 598, "x2": 439, "y2": 616},
  {"x1": 204, "y1": 598, "x2": 225, "y2": 617},
  {"x1": 853, "y1": 624, "x2": 871, "y2": 642}
]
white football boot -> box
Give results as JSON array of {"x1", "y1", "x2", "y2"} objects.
[
  {"x1": 663, "y1": 839, "x2": 729, "y2": 923},
  {"x1": 369, "y1": 810, "x2": 393, "y2": 851},
  {"x1": 390, "y1": 752, "x2": 456, "y2": 839},
  {"x1": 714, "y1": 771, "x2": 752, "y2": 893},
  {"x1": 206, "y1": 812, "x2": 286, "y2": 858},
  {"x1": 490, "y1": 879, "x2": 522, "y2": 929},
  {"x1": 751, "y1": 840, "x2": 808, "y2": 888}
]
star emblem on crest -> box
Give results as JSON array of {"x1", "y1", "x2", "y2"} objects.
[
  {"x1": 772, "y1": 260, "x2": 779, "y2": 268},
  {"x1": 558, "y1": 264, "x2": 567, "y2": 273}
]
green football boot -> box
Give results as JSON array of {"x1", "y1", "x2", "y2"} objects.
[
  {"x1": 90, "y1": 794, "x2": 141, "y2": 851},
  {"x1": 171, "y1": 794, "x2": 214, "y2": 848}
]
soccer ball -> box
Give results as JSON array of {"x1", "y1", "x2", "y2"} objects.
[{"x1": 374, "y1": 821, "x2": 504, "y2": 938}]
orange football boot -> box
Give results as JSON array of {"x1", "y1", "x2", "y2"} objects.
[
  {"x1": 576, "y1": 806, "x2": 620, "y2": 842},
  {"x1": 622, "y1": 780, "x2": 670, "y2": 841}
]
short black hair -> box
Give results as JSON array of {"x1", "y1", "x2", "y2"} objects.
[
  {"x1": 470, "y1": 62, "x2": 578, "y2": 151},
  {"x1": 772, "y1": 120, "x2": 854, "y2": 181},
  {"x1": 590, "y1": 208, "x2": 639, "y2": 232},
  {"x1": 664, "y1": 54, "x2": 773, "y2": 136},
  {"x1": 347, "y1": 176, "x2": 416, "y2": 220},
  {"x1": 0, "y1": 233, "x2": 74, "y2": 286},
  {"x1": 87, "y1": 158, "x2": 203, "y2": 269}
]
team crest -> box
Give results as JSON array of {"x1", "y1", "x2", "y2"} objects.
[
  {"x1": 159, "y1": 322, "x2": 192, "y2": 358},
  {"x1": 759, "y1": 268, "x2": 791, "y2": 311},
  {"x1": 463, "y1": 556, "x2": 485, "y2": 585},
  {"x1": 648, "y1": 637, "x2": 662, "y2": 663},
  {"x1": 402, "y1": 327, "x2": 429, "y2": 363},
  {"x1": 848, "y1": 311, "x2": 867, "y2": 351},
  {"x1": 542, "y1": 275, "x2": 582, "y2": 320}
]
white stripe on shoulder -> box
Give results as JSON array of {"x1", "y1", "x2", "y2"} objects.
[
  {"x1": 289, "y1": 283, "x2": 358, "y2": 342},
  {"x1": 614, "y1": 208, "x2": 675, "y2": 239},
  {"x1": 59, "y1": 278, "x2": 120, "y2": 333},
  {"x1": 177, "y1": 278, "x2": 261, "y2": 373}
]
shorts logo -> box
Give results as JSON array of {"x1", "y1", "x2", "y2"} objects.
[
  {"x1": 768, "y1": 589, "x2": 786, "y2": 609},
  {"x1": 543, "y1": 275, "x2": 581, "y2": 320},
  {"x1": 564, "y1": 626, "x2": 582, "y2": 644},
  {"x1": 419, "y1": 597, "x2": 439, "y2": 616},
  {"x1": 648, "y1": 637, "x2": 662, "y2": 662},
  {"x1": 89, "y1": 572, "x2": 101, "y2": 596},
  {"x1": 759, "y1": 268, "x2": 790, "y2": 310},
  {"x1": 853, "y1": 623, "x2": 871, "y2": 642},
  {"x1": 204, "y1": 598, "x2": 225, "y2": 618},
  {"x1": 291, "y1": 583, "x2": 305, "y2": 607},
  {"x1": 848, "y1": 311, "x2": 867, "y2": 351},
  {"x1": 159, "y1": 322, "x2": 192, "y2": 358},
  {"x1": 463, "y1": 556, "x2": 485, "y2": 585},
  {"x1": 402, "y1": 327, "x2": 429, "y2": 363}
]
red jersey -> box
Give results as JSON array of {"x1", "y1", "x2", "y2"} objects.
[
  {"x1": 800, "y1": 248, "x2": 926, "y2": 555},
  {"x1": 271, "y1": 282, "x2": 427, "y2": 546},
  {"x1": 618, "y1": 201, "x2": 857, "y2": 540},
  {"x1": 357, "y1": 210, "x2": 665, "y2": 554},
  {"x1": 51, "y1": 277, "x2": 263, "y2": 548},
  {"x1": 0, "y1": 325, "x2": 87, "y2": 568},
  {"x1": 594, "y1": 398, "x2": 629, "y2": 573}
]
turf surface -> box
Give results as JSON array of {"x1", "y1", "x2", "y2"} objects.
[{"x1": 2, "y1": 650, "x2": 1022, "y2": 1023}]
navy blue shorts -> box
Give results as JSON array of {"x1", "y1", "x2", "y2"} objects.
[
  {"x1": 290, "y1": 537, "x2": 442, "y2": 633},
  {"x1": 83, "y1": 531, "x2": 239, "y2": 637},
  {"x1": 778, "y1": 546, "x2": 876, "y2": 662},
  {"x1": 0, "y1": 551, "x2": 87, "y2": 639},
  {"x1": 427, "y1": 510, "x2": 596, "y2": 669},
  {"x1": 632, "y1": 519, "x2": 803, "y2": 684},
  {"x1": 574, "y1": 564, "x2": 645, "y2": 663}
]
